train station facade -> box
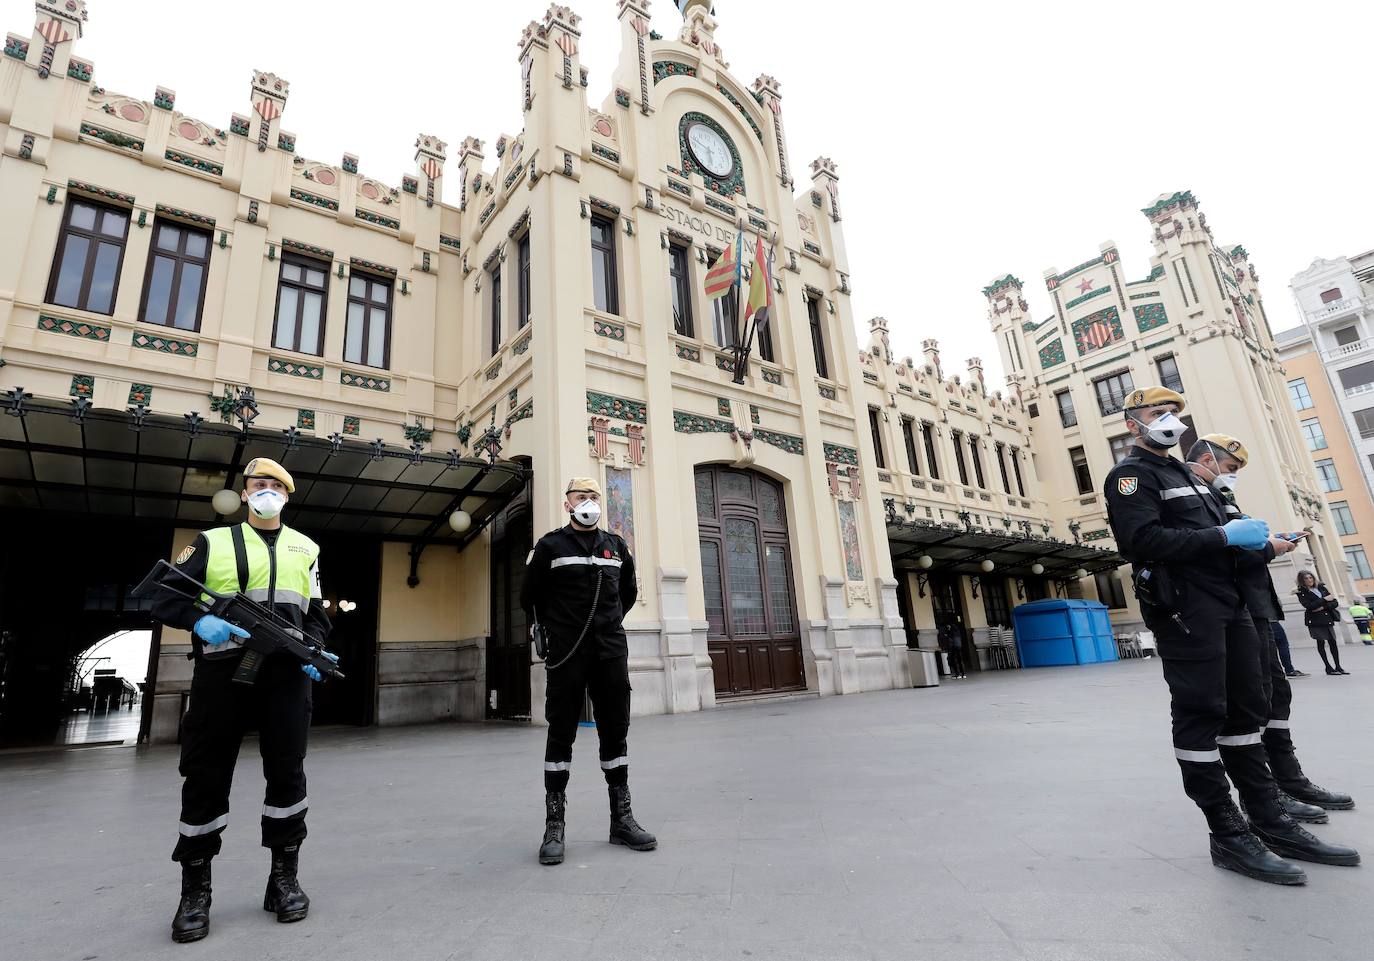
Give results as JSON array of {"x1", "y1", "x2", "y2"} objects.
[{"x1": 0, "y1": 0, "x2": 1121, "y2": 746}]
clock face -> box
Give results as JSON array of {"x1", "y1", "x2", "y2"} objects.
[{"x1": 686, "y1": 122, "x2": 733, "y2": 178}]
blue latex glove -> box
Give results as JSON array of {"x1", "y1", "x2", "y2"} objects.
[
  {"x1": 1221, "y1": 517, "x2": 1269, "y2": 550},
  {"x1": 194, "y1": 615, "x2": 251, "y2": 646},
  {"x1": 302, "y1": 651, "x2": 339, "y2": 682}
]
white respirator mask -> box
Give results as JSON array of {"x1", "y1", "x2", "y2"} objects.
[
  {"x1": 570, "y1": 499, "x2": 601, "y2": 527},
  {"x1": 1130, "y1": 411, "x2": 1185, "y2": 448},
  {"x1": 247, "y1": 489, "x2": 287, "y2": 519},
  {"x1": 1211, "y1": 473, "x2": 1239, "y2": 493}
]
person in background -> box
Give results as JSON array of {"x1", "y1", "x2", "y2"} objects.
[
  {"x1": 1269, "y1": 620, "x2": 1307, "y2": 678},
  {"x1": 1348, "y1": 597, "x2": 1372, "y2": 645},
  {"x1": 940, "y1": 623, "x2": 966, "y2": 679},
  {"x1": 1296, "y1": 572, "x2": 1347, "y2": 675}
]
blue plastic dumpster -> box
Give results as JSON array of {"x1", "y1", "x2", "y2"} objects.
[{"x1": 1012, "y1": 599, "x2": 1119, "y2": 667}]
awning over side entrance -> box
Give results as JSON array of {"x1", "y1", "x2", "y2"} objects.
[
  {"x1": 885, "y1": 515, "x2": 1124, "y2": 579},
  {"x1": 0, "y1": 398, "x2": 526, "y2": 550}
]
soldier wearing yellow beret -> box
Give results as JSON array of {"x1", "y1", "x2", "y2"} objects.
[
  {"x1": 1187, "y1": 434, "x2": 1358, "y2": 829},
  {"x1": 149, "y1": 457, "x2": 335, "y2": 942},
  {"x1": 521, "y1": 476, "x2": 656, "y2": 865},
  {"x1": 1104, "y1": 388, "x2": 1333, "y2": 883}
]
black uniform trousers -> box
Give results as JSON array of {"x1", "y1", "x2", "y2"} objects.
[
  {"x1": 1152, "y1": 599, "x2": 1280, "y2": 819},
  {"x1": 544, "y1": 641, "x2": 631, "y2": 793},
  {"x1": 172, "y1": 651, "x2": 311, "y2": 862},
  {"x1": 1253, "y1": 619, "x2": 1304, "y2": 787}
]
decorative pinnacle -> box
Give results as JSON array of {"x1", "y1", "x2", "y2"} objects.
[
  {"x1": 810, "y1": 156, "x2": 838, "y2": 179},
  {"x1": 250, "y1": 70, "x2": 290, "y2": 102}
]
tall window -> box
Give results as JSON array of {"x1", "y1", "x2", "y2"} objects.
[
  {"x1": 968, "y1": 435, "x2": 986, "y2": 488},
  {"x1": 140, "y1": 220, "x2": 211, "y2": 331},
  {"x1": 713, "y1": 285, "x2": 739, "y2": 348},
  {"x1": 1010, "y1": 447, "x2": 1025, "y2": 496},
  {"x1": 951, "y1": 430, "x2": 970, "y2": 486},
  {"x1": 902, "y1": 418, "x2": 920, "y2": 475},
  {"x1": 590, "y1": 214, "x2": 618, "y2": 314},
  {"x1": 1346, "y1": 545, "x2": 1372, "y2": 580},
  {"x1": 1109, "y1": 434, "x2": 1134, "y2": 463},
  {"x1": 807, "y1": 295, "x2": 829, "y2": 379},
  {"x1": 921, "y1": 423, "x2": 940, "y2": 480},
  {"x1": 489, "y1": 263, "x2": 502, "y2": 356},
  {"x1": 1338, "y1": 362, "x2": 1374, "y2": 393},
  {"x1": 1094, "y1": 371, "x2": 1135, "y2": 416},
  {"x1": 1288, "y1": 378, "x2": 1314, "y2": 411},
  {"x1": 1331, "y1": 501, "x2": 1357, "y2": 536},
  {"x1": 1315, "y1": 457, "x2": 1341, "y2": 492},
  {"x1": 1056, "y1": 389, "x2": 1077, "y2": 428},
  {"x1": 756, "y1": 310, "x2": 775, "y2": 363},
  {"x1": 868, "y1": 408, "x2": 886, "y2": 470},
  {"x1": 982, "y1": 579, "x2": 1012, "y2": 628},
  {"x1": 1156, "y1": 355, "x2": 1184, "y2": 393},
  {"x1": 272, "y1": 254, "x2": 328, "y2": 355},
  {"x1": 1300, "y1": 417, "x2": 1328, "y2": 450},
  {"x1": 1353, "y1": 408, "x2": 1374, "y2": 439},
  {"x1": 669, "y1": 242, "x2": 693, "y2": 337},
  {"x1": 1335, "y1": 325, "x2": 1360, "y2": 346},
  {"x1": 344, "y1": 272, "x2": 392, "y2": 369},
  {"x1": 46, "y1": 198, "x2": 130, "y2": 314},
  {"x1": 994, "y1": 443, "x2": 1011, "y2": 493},
  {"x1": 517, "y1": 233, "x2": 531, "y2": 329},
  {"x1": 1070, "y1": 446, "x2": 1092, "y2": 495},
  {"x1": 1094, "y1": 570, "x2": 1128, "y2": 609}
]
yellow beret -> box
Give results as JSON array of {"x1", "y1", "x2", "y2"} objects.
[
  {"x1": 566, "y1": 476, "x2": 602, "y2": 497},
  {"x1": 243, "y1": 457, "x2": 295, "y2": 493},
  {"x1": 1198, "y1": 433, "x2": 1248, "y2": 467},
  {"x1": 1123, "y1": 385, "x2": 1185, "y2": 415}
]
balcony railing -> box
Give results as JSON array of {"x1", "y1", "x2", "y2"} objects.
[
  {"x1": 1345, "y1": 381, "x2": 1374, "y2": 398},
  {"x1": 1325, "y1": 336, "x2": 1374, "y2": 362},
  {"x1": 1096, "y1": 391, "x2": 1130, "y2": 416},
  {"x1": 1309, "y1": 296, "x2": 1363, "y2": 323}
]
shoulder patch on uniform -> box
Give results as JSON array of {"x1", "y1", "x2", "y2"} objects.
[
  {"x1": 176, "y1": 544, "x2": 196, "y2": 564},
  {"x1": 1117, "y1": 477, "x2": 1139, "y2": 496}
]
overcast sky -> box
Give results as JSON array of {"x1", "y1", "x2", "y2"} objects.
[{"x1": 21, "y1": 0, "x2": 1372, "y2": 388}]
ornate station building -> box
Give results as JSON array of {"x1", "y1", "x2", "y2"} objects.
[
  {"x1": 0, "y1": 0, "x2": 1131, "y2": 746},
  {"x1": 985, "y1": 191, "x2": 1354, "y2": 634}
]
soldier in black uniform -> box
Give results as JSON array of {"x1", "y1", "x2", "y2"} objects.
[
  {"x1": 1186, "y1": 434, "x2": 1357, "y2": 822},
  {"x1": 521, "y1": 477, "x2": 657, "y2": 865},
  {"x1": 1104, "y1": 387, "x2": 1348, "y2": 884}
]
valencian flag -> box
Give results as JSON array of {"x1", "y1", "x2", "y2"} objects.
[
  {"x1": 703, "y1": 233, "x2": 741, "y2": 300},
  {"x1": 743, "y1": 233, "x2": 774, "y2": 332}
]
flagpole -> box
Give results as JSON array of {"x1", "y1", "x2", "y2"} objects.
[{"x1": 731, "y1": 221, "x2": 747, "y2": 385}]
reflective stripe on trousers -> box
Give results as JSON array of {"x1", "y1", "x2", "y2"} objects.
[
  {"x1": 179, "y1": 813, "x2": 229, "y2": 837},
  {"x1": 262, "y1": 797, "x2": 309, "y2": 819},
  {"x1": 1174, "y1": 748, "x2": 1222, "y2": 763}
]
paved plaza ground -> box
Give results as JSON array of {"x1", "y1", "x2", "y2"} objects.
[{"x1": 5, "y1": 649, "x2": 1374, "y2": 961}]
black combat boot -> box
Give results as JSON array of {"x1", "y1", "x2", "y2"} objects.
[
  {"x1": 171, "y1": 858, "x2": 212, "y2": 943},
  {"x1": 263, "y1": 845, "x2": 310, "y2": 922},
  {"x1": 1283, "y1": 779, "x2": 1355, "y2": 811},
  {"x1": 1205, "y1": 800, "x2": 1306, "y2": 885},
  {"x1": 1249, "y1": 812, "x2": 1361, "y2": 866},
  {"x1": 1277, "y1": 791, "x2": 1329, "y2": 824},
  {"x1": 539, "y1": 791, "x2": 567, "y2": 865},
  {"x1": 608, "y1": 784, "x2": 657, "y2": 851}
]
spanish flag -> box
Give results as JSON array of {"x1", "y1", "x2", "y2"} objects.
[
  {"x1": 743, "y1": 233, "x2": 772, "y2": 328},
  {"x1": 704, "y1": 240, "x2": 739, "y2": 301}
]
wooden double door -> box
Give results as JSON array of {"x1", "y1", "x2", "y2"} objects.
[{"x1": 695, "y1": 466, "x2": 804, "y2": 697}]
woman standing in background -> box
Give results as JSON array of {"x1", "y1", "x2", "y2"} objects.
[{"x1": 1296, "y1": 571, "x2": 1347, "y2": 676}]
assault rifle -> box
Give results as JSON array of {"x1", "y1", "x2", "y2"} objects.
[{"x1": 134, "y1": 560, "x2": 345, "y2": 685}]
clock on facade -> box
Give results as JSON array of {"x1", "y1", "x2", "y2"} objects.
[{"x1": 685, "y1": 121, "x2": 734, "y2": 178}]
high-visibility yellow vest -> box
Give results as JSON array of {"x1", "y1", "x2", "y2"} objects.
[{"x1": 201, "y1": 523, "x2": 319, "y2": 613}]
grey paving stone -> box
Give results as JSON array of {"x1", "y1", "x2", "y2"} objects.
[{"x1": 5, "y1": 657, "x2": 1374, "y2": 961}]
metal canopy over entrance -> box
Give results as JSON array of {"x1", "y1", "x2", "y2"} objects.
[
  {"x1": 885, "y1": 517, "x2": 1125, "y2": 580},
  {"x1": 0, "y1": 398, "x2": 527, "y2": 554}
]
